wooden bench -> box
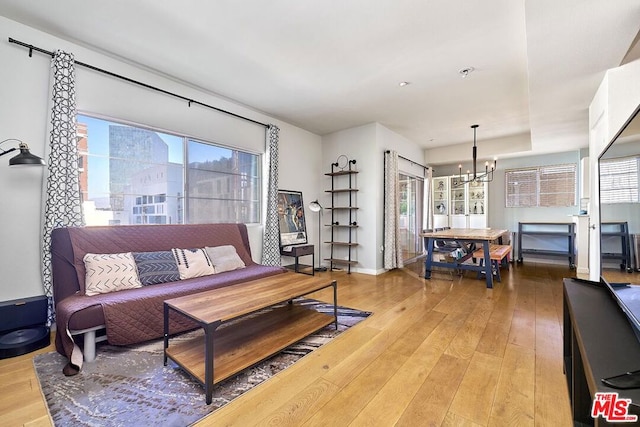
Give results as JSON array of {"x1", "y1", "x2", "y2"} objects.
[{"x1": 472, "y1": 244, "x2": 512, "y2": 282}]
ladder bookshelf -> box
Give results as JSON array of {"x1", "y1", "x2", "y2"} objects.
[{"x1": 325, "y1": 157, "x2": 358, "y2": 273}]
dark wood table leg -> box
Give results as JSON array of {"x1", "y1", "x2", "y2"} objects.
[
  {"x1": 425, "y1": 238, "x2": 434, "y2": 279},
  {"x1": 483, "y1": 242, "x2": 493, "y2": 289}
]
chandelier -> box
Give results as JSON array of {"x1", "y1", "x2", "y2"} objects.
[{"x1": 455, "y1": 124, "x2": 496, "y2": 187}]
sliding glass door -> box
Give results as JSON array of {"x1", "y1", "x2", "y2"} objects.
[{"x1": 398, "y1": 173, "x2": 424, "y2": 263}]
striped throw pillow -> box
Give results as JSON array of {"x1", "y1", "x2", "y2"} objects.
[{"x1": 132, "y1": 251, "x2": 180, "y2": 286}]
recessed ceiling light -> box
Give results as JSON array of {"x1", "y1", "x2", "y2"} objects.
[
  {"x1": 398, "y1": 81, "x2": 410, "y2": 87},
  {"x1": 459, "y1": 67, "x2": 475, "y2": 78}
]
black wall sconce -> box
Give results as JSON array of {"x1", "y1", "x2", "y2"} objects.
[{"x1": 0, "y1": 139, "x2": 45, "y2": 166}]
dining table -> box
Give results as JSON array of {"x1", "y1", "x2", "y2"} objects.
[{"x1": 422, "y1": 228, "x2": 509, "y2": 288}]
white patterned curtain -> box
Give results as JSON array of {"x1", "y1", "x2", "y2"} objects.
[
  {"x1": 42, "y1": 50, "x2": 85, "y2": 324},
  {"x1": 384, "y1": 150, "x2": 403, "y2": 269},
  {"x1": 262, "y1": 125, "x2": 281, "y2": 266},
  {"x1": 424, "y1": 167, "x2": 433, "y2": 232}
]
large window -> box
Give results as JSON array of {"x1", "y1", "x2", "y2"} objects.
[
  {"x1": 77, "y1": 114, "x2": 261, "y2": 226},
  {"x1": 600, "y1": 156, "x2": 640, "y2": 204},
  {"x1": 506, "y1": 163, "x2": 576, "y2": 207}
]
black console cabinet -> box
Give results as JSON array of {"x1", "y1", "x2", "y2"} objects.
[
  {"x1": 563, "y1": 278, "x2": 640, "y2": 425},
  {"x1": 280, "y1": 244, "x2": 315, "y2": 276}
]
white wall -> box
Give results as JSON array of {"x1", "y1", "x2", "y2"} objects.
[
  {"x1": 321, "y1": 124, "x2": 377, "y2": 274},
  {"x1": 425, "y1": 131, "x2": 532, "y2": 166},
  {"x1": 321, "y1": 122, "x2": 425, "y2": 274},
  {"x1": 588, "y1": 59, "x2": 640, "y2": 280},
  {"x1": 0, "y1": 17, "x2": 322, "y2": 301},
  {"x1": 277, "y1": 123, "x2": 323, "y2": 267}
]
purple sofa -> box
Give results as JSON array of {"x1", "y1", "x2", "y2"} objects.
[{"x1": 51, "y1": 223, "x2": 286, "y2": 375}]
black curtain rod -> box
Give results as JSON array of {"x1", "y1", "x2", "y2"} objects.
[
  {"x1": 384, "y1": 150, "x2": 429, "y2": 170},
  {"x1": 8, "y1": 37, "x2": 269, "y2": 128}
]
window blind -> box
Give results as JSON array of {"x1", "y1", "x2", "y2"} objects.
[
  {"x1": 505, "y1": 168, "x2": 538, "y2": 207},
  {"x1": 539, "y1": 164, "x2": 576, "y2": 207},
  {"x1": 505, "y1": 163, "x2": 576, "y2": 207}
]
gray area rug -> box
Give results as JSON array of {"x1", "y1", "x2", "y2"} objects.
[{"x1": 34, "y1": 299, "x2": 370, "y2": 427}]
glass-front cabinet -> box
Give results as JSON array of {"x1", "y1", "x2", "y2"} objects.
[
  {"x1": 450, "y1": 176, "x2": 466, "y2": 228},
  {"x1": 431, "y1": 175, "x2": 487, "y2": 229},
  {"x1": 467, "y1": 179, "x2": 487, "y2": 228},
  {"x1": 432, "y1": 176, "x2": 449, "y2": 229}
]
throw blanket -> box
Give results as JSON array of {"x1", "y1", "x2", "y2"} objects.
[{"x1": 56, "y1": 265, "x2": 286, "y2": 376}]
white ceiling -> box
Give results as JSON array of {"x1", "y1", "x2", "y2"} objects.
[{"x1": 0, "y1": 0, "x2": 639, "y2": 164}]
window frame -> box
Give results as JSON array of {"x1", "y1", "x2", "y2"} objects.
[{"x1": 77, "y1": 111, "x2": 263, "y2": 226}]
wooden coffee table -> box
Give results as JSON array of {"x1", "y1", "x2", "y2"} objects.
[{"x1": 163, "y1": 272, "x2": 338, "y2": 404}]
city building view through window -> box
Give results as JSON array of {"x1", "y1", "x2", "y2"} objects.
[{"x1": 77, "y1": 114, "x2": 261, "y2": 226}]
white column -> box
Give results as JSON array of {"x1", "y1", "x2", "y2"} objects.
[{"x1": 573, "y1": 214, "x2": 590, "y2": 277}]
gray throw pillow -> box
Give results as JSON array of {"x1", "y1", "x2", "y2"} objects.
[{"x1": 205, "y1": 245, "x2": 246, "y2": 273}]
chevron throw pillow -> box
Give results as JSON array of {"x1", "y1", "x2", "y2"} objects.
[
  {"x1": 83, "y1": 252, "x2": 143, "y2": 296},
  {"x1": 132, "y1": 251, "x2": 180, "y2": 286}
]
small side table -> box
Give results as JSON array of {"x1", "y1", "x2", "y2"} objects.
[{"x1": 280, "y1": 244, "x2": 315, "y2": 275}]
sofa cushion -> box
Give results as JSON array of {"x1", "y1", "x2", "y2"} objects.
[
  {"x1": 171, "y1": 248, "x2": 215, "y2": 279},
  {"x1": 83, "y1": 252, "x2": 142, "y2": 296},
  {"x1": 132, "y1": 251, "x2": 180, "y2": 286},
  {"x1": 205, "y1": 245, "x2": 246, "y2": 274}
]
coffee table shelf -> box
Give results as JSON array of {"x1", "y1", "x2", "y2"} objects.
[
  {"x1": 163, "y1": 272, "x2": 338, "y2": 404},
  {"x1": 165, "y1": 304, "x2": 333, "y2": 385}
]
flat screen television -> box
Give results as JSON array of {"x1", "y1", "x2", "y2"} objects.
[{"x1": 599, "y1": 103, "x2": 640, "y2": 388}]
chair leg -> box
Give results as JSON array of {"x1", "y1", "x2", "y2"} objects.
[
  {"x1": 493, "y1": 260, "x2": 501, "y2": 282},
  {"x1": 477, "y1": 259, "x2": 484, "y2": 280}
]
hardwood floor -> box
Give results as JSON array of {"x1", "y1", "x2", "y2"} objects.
[{"x1": 1, "y1": 261, "x2": 583, "y2": 426}]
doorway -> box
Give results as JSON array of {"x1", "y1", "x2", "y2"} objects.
[{"x1": 399, "y1": 173, "x2": 424, "y2": 263}]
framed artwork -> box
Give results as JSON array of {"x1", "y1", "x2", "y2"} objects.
[{"x1": 277, "y1": 189, "x2": 308, "y2": 246}]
